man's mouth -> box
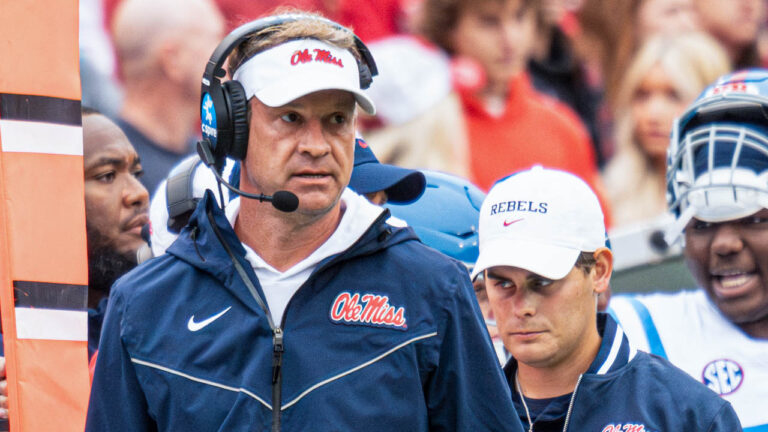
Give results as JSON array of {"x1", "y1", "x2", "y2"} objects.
[
  {"x1": 509, "y1": 330, "x2": 545, "y2": 341},
  {"x1": 123, "y1": 213, "x2": 149, "y2": 235},
  {"x1": 293, "y1": 170, "x2": 332, "y2": 182},
  {"x1": 711, "y1": 270, "x2": 759, "y2": 298}
]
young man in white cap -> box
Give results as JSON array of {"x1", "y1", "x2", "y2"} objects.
[
  {"x1": 472, "y1": 166, "x2": 740, "y2": 432},
  {"x1": 86, "y1": 11, "x2": 521, "y2": 432}
]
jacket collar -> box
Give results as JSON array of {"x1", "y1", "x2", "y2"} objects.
[
  {"x1": 166, "y1": 191, "x2": 419, "y2": 302},
  {"x1": 587, "y1": 313, "x2": 638, "y2": 375}
]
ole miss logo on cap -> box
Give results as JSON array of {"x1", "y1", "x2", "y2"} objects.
[
  {"x1": 291, "y1": 48, "x2": 344, "y2": 68},
  {"x1": 329, "y1": 292, "x2": 407, "y2": 330}
]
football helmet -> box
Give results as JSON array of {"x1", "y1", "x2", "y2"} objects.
[
  {"x1": 666, "y1": 68, "x2": 768, "y2": 243},
  {"x1": 386, "y1": 170, "x2": 485, "y2": 268}
]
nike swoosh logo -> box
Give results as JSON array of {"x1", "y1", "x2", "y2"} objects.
[
  {"x1": 187, "y1": 306, "x2": 232, "y2": 332},
  {"x1": 503, "y1": 218, "x2": 524, "y2": 226}
]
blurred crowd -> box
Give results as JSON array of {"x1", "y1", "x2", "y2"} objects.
[{"x1": 80, "y1": 0, "x2": 768, "y2": 233}]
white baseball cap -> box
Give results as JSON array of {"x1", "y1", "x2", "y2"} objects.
[
  {"x1": 471, "y1": 166, "x2": 606, "y2": 281},
  {"x1": 232, "y1": 38, "x2": 376, "y2": 115}
]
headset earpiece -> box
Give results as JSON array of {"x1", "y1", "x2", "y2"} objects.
[
  {"x1": 353, "y1": 39, "x2": 377, "y2": 90},
  {"x1": 223, "y1": 80, "x2": 249, "y2": 160}
]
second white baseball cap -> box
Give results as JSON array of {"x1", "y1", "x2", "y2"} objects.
[{"x1": 471, "y1": 166, "x2": 606, "y2": 281}]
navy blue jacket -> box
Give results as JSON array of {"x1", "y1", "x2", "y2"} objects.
[
  {"x1": 86, "y1": 194, "x2": 523, "y2": 431},
  {"x1": 504, "y1": 314, "x2": 742, "y2": 432}
]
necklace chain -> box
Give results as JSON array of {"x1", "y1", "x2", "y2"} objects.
[
  {"x1": 515, "y1": 369, "x2": 582, "y2": 432},
  {"x1": 515, "y1": 370, "x2": 534, "y2": 432}
]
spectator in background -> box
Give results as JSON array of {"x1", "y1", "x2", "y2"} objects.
[
  {"x1": 609, "y1": 69, "x2": 768, "y2": 430},
  {"x1": 576, "y1": 0, "x2": 700, "y2": 111},
  {"x1": 110, "y1": 0, "x2": 225, "y2": 194},
  {"x1": 528, "y1": 0, "x2": 604, "y2": 166},
  {"x1": 694, "y1": 0, "x2": 765, "y2": 69},
  {"x1": 360, "y1": 36, "x2": 471, "y2": 177},
  {"x1": 420, "y1": 0, "x2": 612, "y2": 225},
  {"x1": 80, "y1": 0, "x2": 123, "y2": 118},
  {"x1": 602, "y1": 31, "x2": 730, "y2": 228}
]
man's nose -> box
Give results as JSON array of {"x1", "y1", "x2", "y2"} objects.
[
  {"x1": 297, "y1": 120, "x2": 331, "y2": 157},
  {"x1": 710, "y1": 223, "x2": 744, "y2": 257},
  {"x1": 124, "y1": 176, "x2": 149, "y2": 208}
]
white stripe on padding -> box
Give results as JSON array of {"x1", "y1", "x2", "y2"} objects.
[
  {"x1": 15, "y1": 307, "x2": 87, "y2": 341},
  {"x1": 0, "y1": 120, "x2": 82, "y2": 155},
  {"x1": 282, "y1": 332, "x2": 438, "y2": 410},
  {"x1": 597, "y1": 326, "x2": 624, "y2": 375},
  {"x1": 131, "y1": 358, "x2": 272, "y2": 410}
]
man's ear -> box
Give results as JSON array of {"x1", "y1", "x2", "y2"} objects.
[{"x1": 591, "y1": 247, "x2": 613, "y2": 295}]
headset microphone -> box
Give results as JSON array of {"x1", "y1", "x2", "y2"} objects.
[{"x1": 197, "y1": 140, "x2": 300, "y2": 213}]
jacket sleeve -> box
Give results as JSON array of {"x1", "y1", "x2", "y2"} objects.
[
  {"x1": 706, "y1": 401, "x2": 743, "y2": 432},
  {"x1": 86, "y1": 285, "x2": 158, "y2": 432},
  {"x1": 425, "y1": 264, "x2": 524, "y2": 432}
]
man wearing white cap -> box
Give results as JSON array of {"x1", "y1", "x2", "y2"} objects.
[
  {"x1": 473, "y1": 166, "x2": 740, "y2": 431},
  {"x1": 86, "y1": 11, "x2": 521, "y2": 432},
  {"x1": 609, "y1": 69, "x2": 768, "y2": 430}
]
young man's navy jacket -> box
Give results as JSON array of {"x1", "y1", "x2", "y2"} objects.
[
  {"x1": 504, "y1": 314, "x2": 742, "y2": 432},
  {"x1": 86, "y1": 193, "x2": 523, "y2": 431}
]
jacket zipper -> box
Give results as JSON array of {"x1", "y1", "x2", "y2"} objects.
[
  {"x1": 206, "y1": 206, "x2": 395, "y2": 432},
  {"x1": 271, "y1": 328, "x2": 284, "y2": 432},
  {"x1": 205, "y1": 208, "x2": 285, "y2": 431}
]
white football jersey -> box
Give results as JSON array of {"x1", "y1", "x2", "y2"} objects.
[{"x1": 610, "y1": 290, "x2": 768, "y2": 430}]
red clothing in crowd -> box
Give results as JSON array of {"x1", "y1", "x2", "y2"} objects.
[{"x1": 459, "y1": 73, "x2": 613, "y2": 226}]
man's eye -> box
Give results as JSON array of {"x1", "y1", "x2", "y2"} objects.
[
  {"x1": 133, "y1": 169, "x2": 144, "y2": 179},
  {"x1": 281, "y1": 113, "x2": 299, "y2": 123},
  {"x1": 742, "y1": 216, "x2": 768, "y2": 227},
  {"x1": 494, "y1": 280, "x2": 514, "y2": 290},
  {"x1": 330, "y1": 113, "x2": 347, "y2": 124},
  {"x1": 96, "y1": 172, "x2": 116, "y2": 183},
  {"x1": 528, "y1": 278, "x2": 554, "y2": 290},
  {"x1": 692, "y1": 221, "x2": 713, "y2": 231}
]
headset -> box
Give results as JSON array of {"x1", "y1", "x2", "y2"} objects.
[
  {"x1": 198, "y1": 13, "x2": 379, "y2": 172},
  {"x1": 161, "y1": 14, "x2": 378, "y2": 232}
]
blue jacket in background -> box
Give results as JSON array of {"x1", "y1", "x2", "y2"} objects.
[
  {"x1": 504, "y1": 314, "x2": 742, "y2": 432},
  {"x1": 86, "y1": 193, "x2": 523, "y2": 431}
]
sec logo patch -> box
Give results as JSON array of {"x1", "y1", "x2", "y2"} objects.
[{"x1": 701, "y1": 359, "x2": 743, "y2": 395}]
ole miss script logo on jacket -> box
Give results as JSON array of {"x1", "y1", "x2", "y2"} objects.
[{"x1": 329, "y1": 292, "x2": 407, "y2": 330}]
